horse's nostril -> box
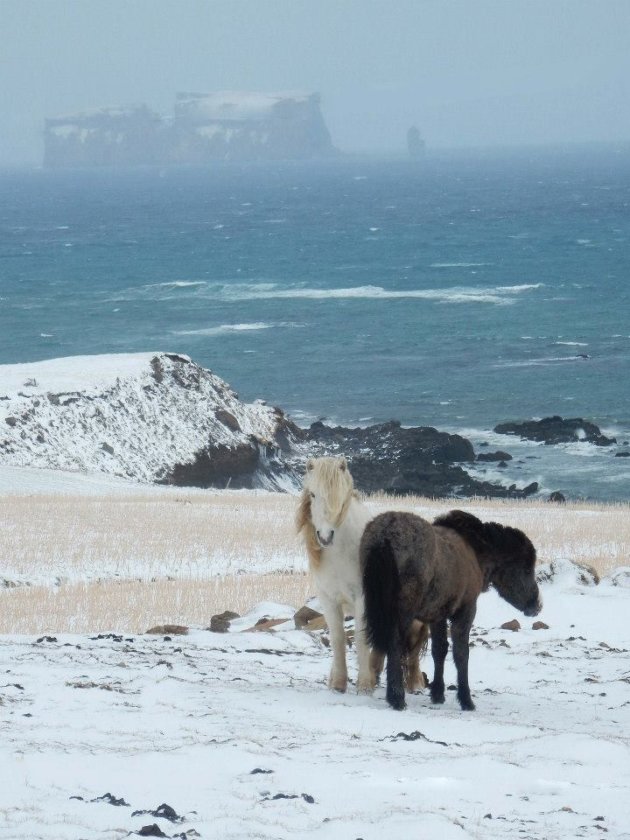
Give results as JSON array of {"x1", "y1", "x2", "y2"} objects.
[
  {"x1": 317, "y1": 530, "x2": 334, "y2": 547},
  {"x1": 524, "y1": 595, "x2": 542, "y2": 617}
]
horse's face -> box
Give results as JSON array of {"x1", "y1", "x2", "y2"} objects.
[
  {"x1": 491, "y1": 528, "x2": 542, "y2": 616},
  {"x1": 303, "y1": 456, "x2": 353, "y2": 549}
]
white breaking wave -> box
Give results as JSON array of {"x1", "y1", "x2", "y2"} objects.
[
  {"x1": 494, "y1": 355, "x2": 589, "y2": 368},
  {"x1": 219, "y1": 283, "x2": 542, "y2": 305},
  {"x1": 173, "y1": 322, "x2": 301, "y2": 337},
  {"x1": 153, "y1": 281, "x2": 207, "y2": 288},
  {"x1": 554, "y1": 341, "x2": 589, "y2": 347},
  {"x1": 430, "y1": 262, "x2": 492, "y2": 268}
]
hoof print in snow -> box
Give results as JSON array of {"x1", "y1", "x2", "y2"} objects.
[
  {"x1": 533, "y1": 620, "x2": 549, "y2": 630},
  {"x1": 94, "y1": 792, "x2": 130, "y2": 807},
  {"x1": 501, "y1": 619, "x2": 521, "y2": 632},
  {"x1": 262, "y1": 792, "x2": 315, "y2": 804},
  {"x1": 251, "y1": 767, "x2": 274, "y2": 774},
  {"x1": 35, "y1": 636, "x2": 57, "y2": 644},
  {"x1": 71, "y1": 791, "x2": 130, "y2": 807},
  {"x1": 381, "y1": 730, "x2": 450, "y2": 747},
  {"x1": 90, "y1": 633, "x2": 131, "y2": 642}
]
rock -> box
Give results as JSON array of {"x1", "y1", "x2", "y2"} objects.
[
  {"x1": 533, "y1": 621, "x2": 549, "y2": 630},
  {"x1": 136, "y1": 825, "x2": 167, "y2": 837},
  {"x1": 476, "y1": 450, "x2": 513, "y2": 462},
  {"x1": 208, "y1": 610, "x2": 240, "y2": 633},
  {"x1": 302, "y1": 420, "x2": 534, "y2": 498},
  {"x1": 146, "y1": 624, "x2": 188, "y2": 635},
  {"x1": 305, "y1": 616, "x2": 328, "y2": 632},
  {"x1": 548, "y1": 491, "x2": 566, "y2": 503},
  {"x1": 245, "y1": 617, "x2": 290, "y2": 632},
  {"x1": 294, "y1": 605, "x2": 323, "y2": 629},
  {"x1": 215, "y1": 409, "x2": 241, "y2": 432},
  {"x1": 606, "y1": 567, "x2": 630, "y2": 588},
  {"x1": 501, "y1": 619, "x2": 521, "y2": 632},
  {"x1": 536, "y1": 557, "x2": 600, "y2": 586},
  {"x1": 44, "y1": 93, "x2": 335, "y2": 168},
  {"x1": 494, "y1": 416, "x2": 616, "y2": 446},
  {"x1": 615, "y1": 451, "x2": 630, "y2": 457},
  {"x1": 1, "y1": 350, "x2": 549, "y2": 499}
]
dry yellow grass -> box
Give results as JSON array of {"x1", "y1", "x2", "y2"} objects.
[
  {"x1": 0, "y1": 574, "x2": 311, "y2": 635},
  {"x1": 1, "y1": 490, "x2": 628, "y2": 633}
]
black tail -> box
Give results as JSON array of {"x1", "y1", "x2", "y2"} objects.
[{"x1": 362, "y1": 536, "x2": 401, "y2": 654}]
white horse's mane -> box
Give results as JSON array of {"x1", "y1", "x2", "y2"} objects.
[{"x1": 295, "y1": 456, "x2": 359, "y2": 569}]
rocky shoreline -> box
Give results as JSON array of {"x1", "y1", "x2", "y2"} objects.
[{"x1": 2, "y1": 353, "x2": 626, "y2": 500}]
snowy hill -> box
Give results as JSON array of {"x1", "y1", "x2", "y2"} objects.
[{"x1": 0, "y1": 352, "x2": 297, "y2": 489}]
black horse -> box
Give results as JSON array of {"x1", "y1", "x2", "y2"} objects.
[{"x1": 361, "y1": 509, "x2": 542, "y2": 711}]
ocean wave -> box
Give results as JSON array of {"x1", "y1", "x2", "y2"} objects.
[
  {"x1": 219, "y1": 283, "x2": 542, "y2": 305},
  {"x1": 152, "y1": 281, "x2": 207, "y2": 289},
  {"x1": 430, "y1": 262, "x2": 492, "y2": 268},
  {"x1": 554, "y1": 341, "x2": 589, "y2": 347},
  {"x1": 493, "y1": 355, "x2": 589, "y2": 368},
  {"x1": 173, "y1": 322, "x2": 302, "y2": 337}
]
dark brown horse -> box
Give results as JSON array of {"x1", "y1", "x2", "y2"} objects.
[{"x1": 361, "y1": 509, "x2": 542, "y2": 711}]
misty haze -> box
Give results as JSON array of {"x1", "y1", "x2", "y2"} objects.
[{"x1": 1, "y1": 1, "x2": 630, "y2": 165}]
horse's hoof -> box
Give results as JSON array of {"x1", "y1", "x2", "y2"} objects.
[
  {"x1": 459, "y1": 698, "x2": 476, "y2": 711},
  {"x1": 431, "y1": 693, "x2": 445, "y2": 705},
  {"x1": 356, "y1": 682, "x2": 375, "y2": 695},
  {"x1": 386, "y1": 689, "x2": 406, "y2": 711},
  {"x1": 329, "y1": 675, "x2": 348, "y2": 693}
]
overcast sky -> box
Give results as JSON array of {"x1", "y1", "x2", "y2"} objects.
[{"x1": 1, "y1": 0, "x2": 629, "y2": 165}]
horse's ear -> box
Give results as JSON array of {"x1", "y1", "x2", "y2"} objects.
[
  {"x1": 306, "y1": 458, "x2": 315, "y2": 472},
  {"x1": 338, "y1": 456, "x2": 347, "y2": 472}
]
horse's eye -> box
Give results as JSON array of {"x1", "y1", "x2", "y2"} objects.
[{"x1": 309, "y1": 492, "x2": 315, "y2": 499}]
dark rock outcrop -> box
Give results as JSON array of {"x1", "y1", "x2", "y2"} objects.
[
  {"x1": 494, "y1": 416, "x2": 616, "y2": 446},
  {"x1": 477, "y1": 450, "x2": 513, "y2": 462},
  {"x1": 300, "y1": 420, "x2": 536, "y2": 499},
  {"x1": 0, "y1": 352, "x2": 541, "y2": 499}
]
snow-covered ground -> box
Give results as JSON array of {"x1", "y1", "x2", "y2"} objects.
[
  {"x1": 1, "y1": 463, "x2": 629, "y2": 836},
  {"x1": 1, "y1": 564, "x2": 629, "y2": 839}
]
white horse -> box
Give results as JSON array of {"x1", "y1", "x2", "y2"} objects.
[{"x1": 296, "y1": 455, "x2": 427, "y2": 694}]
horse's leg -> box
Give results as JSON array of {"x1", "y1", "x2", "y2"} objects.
[
  {"x1": 430, "y1": 619, "x2": 448, "y2": 704},
  {"x1": 321, "y1": 598, "x2": 348, "y2": 692},
  {"x1": 370, "y1": 649, "x2": 385, "y2": 685},
  {"x1": 405, "y1": 620, "x2": 428, "y2": 692},
  {"x1": 451, "y1": 602, "x2": 477, "y2": 711},
  {"x1": 386, "y1": 624, "x2": 406, "y2": 710},
  {"x1": 354, "y1": 594, "x2": 375, "y2": 693}
]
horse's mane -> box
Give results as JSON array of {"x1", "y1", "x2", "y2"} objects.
[
  {"x1": 434, "y1": 509, "x2": 488, "y2": 554},
  {"x1": 435, "y1": 509, "x2": 535, "y2": 564},
  {"x1": 295, "y1": 456, "x2": 358, "y2": 570},
  {"x1": 295, "y1": 491, "x2": 322, "y2": 569}
]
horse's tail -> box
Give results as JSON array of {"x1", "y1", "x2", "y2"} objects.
[{"x1": 362, "y1": 534, "x2": 401, "y2": 655}]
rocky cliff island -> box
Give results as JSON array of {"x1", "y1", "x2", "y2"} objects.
[{"x1": 43, "y1": 92, "x2": 335, "y2": 167}]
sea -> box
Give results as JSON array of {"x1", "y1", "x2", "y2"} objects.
[{"x1": 1, "y1": 145, "x2": 629, "y2": 501}]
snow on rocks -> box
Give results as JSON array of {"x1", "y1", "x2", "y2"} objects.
[{"x1": 0, "y1": 352, "x2": 293, "y2": 487}]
